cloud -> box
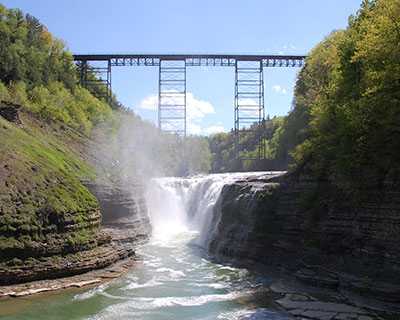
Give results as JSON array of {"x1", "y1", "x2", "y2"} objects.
[
  {"x1": 204, "y1": 125, "x2": 225, "y2": 134},
  {"x1": 187, "y1": 122, "x2": 202, "y2": 135},
  {"x1": 139, "y1": 94, "x2": 158, "y2": 110},
  {"x1": 272, "y1": 85, "x2": 287, "y2": 95},
  {"x1": 275, "y1": 45, "x2": 297, "y2": 53},
  {"x1": 140, "y1": 91, "x2": 215, "y2": 121},
  {"x1": 272, "y1": 85, "x2": 281, "y2": 93},
  {"x1": 238, "y1": 98, "x2": 259, "y2": 106},
  {"x1": 139, "y1": 91, "x2": 216, "y2": 135},
  {"x1": 186, "y1": 92, "x2": 215, "y2": 121}
]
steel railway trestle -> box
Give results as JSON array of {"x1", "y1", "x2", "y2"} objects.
[{"x1": 73, "y1": 53, "x2": 306, "y2": 159}]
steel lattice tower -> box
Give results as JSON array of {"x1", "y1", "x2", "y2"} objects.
[
  {"x1": 234, "y1": 60, "x2": 265, "y2": 160},
  {"x1": 158, "y1": 60, "x2": 187, "y2": 143},
  {"x1": 74, "y1": 53, "x2": 306, "y2": 160},
  {"x1": 80, "y1": 60, "x2": 112, "y2": 104}
]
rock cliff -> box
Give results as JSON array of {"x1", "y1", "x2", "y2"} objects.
[
  {"x1": 208, "y1": 172, "x2": 400, "y2": 304},
  {"x1": 0, "y1": 108, "x2": 150, "y2": 285}
]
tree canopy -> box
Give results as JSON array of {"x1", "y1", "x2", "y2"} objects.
[
  {"x1": 0, "y1": 5, "x2": 76, "y2": 90},
  {"x1": 288, "y1": 0, "x2": 400, "y2": 185}
]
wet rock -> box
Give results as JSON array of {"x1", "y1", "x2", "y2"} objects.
[
  {"x1": 84, "y1": 182, "x2": 151, "y2": 233},
  {"x1": 295, "y1": 269, "x2": 339, "y2": 290},
  {"x1": 301, "y1": 310, "x2": 337, "y2": 319},
  {"x1": 0, "y1": 101, "x2": 21, "y2": 124},
  {"x1": 288, "y1": 308, "x2": 306, "y2": 316},
  {"x1": 333, "y1": 314, "x2": 358, "y2": 320},
  {"x1": 341, "y1": 280, "x2": 400, "y2": 304},
  {"x1": 276, "y1": 297, "x2": 366, "y2": 314},
  {"x1": 0, "y1": 223, "x2": 146, "y2": 298},
  {"x1": 274, "y1": 293, "x2": 379, "y2": 320},
  {"x1": 286, "y1": 293, "x2": 312, "y2": 301},
  {"x1": 207, "y1": 171, "x2": 400, "y2": 307},
  {"x1": 0, "y1": 181, "x2": 150, "y2": 286},
  {"x1": 357, "y1": 316, "x2": 374, "y2": 320}
]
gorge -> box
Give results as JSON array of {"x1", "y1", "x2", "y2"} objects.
[
  {"x1": 1, "y1": 172, "x2": 399, "y2": 319},
  {"x1": 1, "y1": 1, "x2": 400, "y2": 318}
]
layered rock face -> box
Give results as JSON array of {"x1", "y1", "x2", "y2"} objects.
[
  {"x1": 0, "y1": 106, "x2": 150, "y2": 285},
  {"x1": 208, "y1": 173, "x2": 400, "y2": 303},
  {"x1": 84, "y1": 182, "x2": 151, "y2": 252},
  {"x1": 0, "y1": 182, "x2": 150, "y2": 285},
  {"x1": 84, "y1": 182, "x2": 150, "y2": 229}
]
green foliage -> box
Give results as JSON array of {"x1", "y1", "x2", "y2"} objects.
[
  {"x1": 298, "y1": 187, "x2": 324, "y2": 224},
  {"x1": 207, "y1": 131, "x2": 236, "y2": 172},
  {"x1": 288, "y1": 0, "x2": 400, "y2": 186},
  {"x1": 207, "y1": 117, "x2": 287, "y2": 172},
  {"x1": 186, "y1": 135, "x2": 212, "y2": 174},
  {"x1": 27, "y1": 82, "x2": 116, "y2": 133},
  {"x1": 0, "y1": 4, "x2": 119, "y2": 134},
  {"x1": 0, "y1": 81, "x2": 11, "y2": 101},
  {"x1": 258, "y1": 184, "x2": 278, "y2": 199},
  {"x1": 0, "y1": 114, "x2": 101, "y2": 262},
  {"x1": 0, "y1": 5, "x2": 76, "y2": 89}
]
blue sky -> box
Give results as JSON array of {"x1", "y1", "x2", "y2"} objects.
[{"x1": 3, "y1": 0, "x2": 362, "y2": 135}]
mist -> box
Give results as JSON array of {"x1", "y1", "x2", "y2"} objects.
[{"x1": 94, "y1": 111, "x2": 212, "y2": 188}]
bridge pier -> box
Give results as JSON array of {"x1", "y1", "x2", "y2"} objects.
[
  {"x1": 234, "y1": 60, "x2": 265, "y2": 160},
  {"x1": 158, "y1": 59, "x2": 187, "y2": 155},
  {"x1": 73, "y1": 53, "x2": 306, "y2": 161},
  {"x1": 158, "y1": 60, "x2": 187, "y2": 139},
  {"x1": 79, "y1": 59, "x2": 112, "y2": 105}
]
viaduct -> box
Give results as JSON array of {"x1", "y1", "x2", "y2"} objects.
[{"x1": 73, "y1": 53, "x2": 306, "y2": 159}]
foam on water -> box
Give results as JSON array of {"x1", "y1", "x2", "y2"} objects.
[
  {"x1": 146, "y1": 172, "x2": 270, "y2": 247},
  {"x1": 1, "y1": 172, "x2": 290, "y2": 320}
]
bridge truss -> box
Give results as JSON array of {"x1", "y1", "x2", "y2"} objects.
[{"x1": 73, "y1": 53, "x2": 306, "y2": 159}]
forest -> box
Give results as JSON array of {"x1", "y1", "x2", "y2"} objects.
[
  {"x1": 0, "y1": 4, "x2": 211, "y2": 178},
  {"x1": 212, "y1": 0, "x2": 400, "y2": 192},
  {"x1": 288, "y1": 0, "x2": 400, "y2": 188},
  {"x1": 1, "y1": 0, "x2": 399, "y2": 185}
]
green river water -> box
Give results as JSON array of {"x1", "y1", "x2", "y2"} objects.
[
  {"x1": 0, "y1": 173, "x2": 293, "y2": 319},
  {"x1": 0, "y1": 232, "x2": 291, "y2": 319}
]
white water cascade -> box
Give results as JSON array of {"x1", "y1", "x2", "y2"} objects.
[
  {"x1": 145, "y1": 172, "x2": 262, "y2": 247},
  {"x1": 0, "y1": 172, "x2": 291, "y2": 320}
]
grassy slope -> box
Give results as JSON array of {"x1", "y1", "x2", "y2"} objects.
[{"x1": 0, "y1": 109, "x2": 104, "y2": 267}]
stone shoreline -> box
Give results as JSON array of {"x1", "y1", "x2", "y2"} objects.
[
  {"x1": 0, "y1": 254, "x2": 139, "y2": 299},
  {"x1": 0, "y1": 220, "x2": 148, "y2": 299},
  {"x1": 218, "y1": 255, "x2": 400, "y2": 320},
  {"x1": 206, "y1": 171, "x2": 400, "y2": 319}
]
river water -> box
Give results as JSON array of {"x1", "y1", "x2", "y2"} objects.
[{"x1": 0, "y1": 173, "x2": 292, "y2": 320}]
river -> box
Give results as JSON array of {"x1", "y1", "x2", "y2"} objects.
[{"x1": 0, "y1": 173, "x2": 293, "y2": 320}]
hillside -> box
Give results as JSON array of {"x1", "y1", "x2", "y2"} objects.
[
  {"x1": 287, "y1": 0, "x2": 400, "y2": 186},
  {"x1": 0, "y1": 102, "x2": 108, "y2": 281},
  {"x1": 0, "y1": 4, "x2": 213, "y2": 284}
]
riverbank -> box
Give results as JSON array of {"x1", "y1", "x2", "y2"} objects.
[
  {"x1": 207, "y1": 171, "x2": 400, "y2": 317},
  {"x1": 214, "y1": 253, "x2": 400, "y2": 319},
  {"x1": 0, "y1": 105, "x2": 153, "y2": 287},
  {"x1": 1, "y1": 238, "x2": 396, "y2": 320},
  {"x1": 0, "y1": 219, "x2": 148, "y2": 299},
  {"x1": 1, "y1": 172, "x2": 400, "y2": 320}
]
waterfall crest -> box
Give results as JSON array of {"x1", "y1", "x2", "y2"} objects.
[{"x1": 145, "y1": 172, "x2": 268, "y2": 248}]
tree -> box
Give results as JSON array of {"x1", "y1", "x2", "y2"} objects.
[{"x1": 289, "y1": 0, "x2": 400, "y2": 185}]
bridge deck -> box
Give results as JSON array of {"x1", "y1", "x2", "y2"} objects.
[
  {"x1": 73, "y1": 53, "x2": 307, "y2": 67},
  {"x1": 73, "y1": 53, "x2": 307, "y2": 159}
]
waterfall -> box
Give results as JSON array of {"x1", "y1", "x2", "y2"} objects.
[{"x1": 145, "y1": 172, "x2": 268, "y2": 248}]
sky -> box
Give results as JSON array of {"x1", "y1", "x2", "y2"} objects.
[{"x1": 3, "y1": 0, "x2": 362, "y2": 135}]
